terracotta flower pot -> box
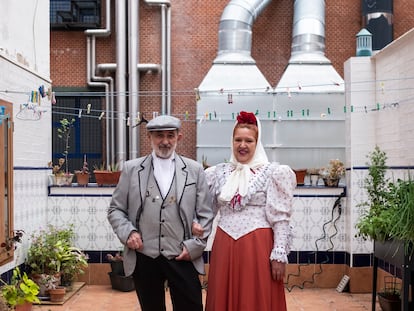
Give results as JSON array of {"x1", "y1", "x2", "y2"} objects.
[
  {"x1": 49, "y1": 286, "x2": 66, "y2": 303},
  {"x1": 75, "y1": 172, "x2": 89, "y2": 186},
  {"x1": 94, "y1": 171, "x2": 121, "y2": 186},
  {"x1": 15, "y1": 302, "x2": 33, "y2": 311},
  {"x1": 293, "y1": 169, "x2": 307, "y2": 186}
]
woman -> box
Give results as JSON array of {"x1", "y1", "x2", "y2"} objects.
[{"x1": 205, "y1": 111, "x2": 296, "y2": 311}]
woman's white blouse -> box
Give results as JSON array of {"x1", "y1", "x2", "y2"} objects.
[{"x1": 205, "y1": 162, "x2": 296, "y2": 263}]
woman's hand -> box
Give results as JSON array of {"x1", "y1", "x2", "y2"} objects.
[{"x1": 271, "y1": 260, "x2": 286, "y2": 281}]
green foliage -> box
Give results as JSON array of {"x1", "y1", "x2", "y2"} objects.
[
  {"x1": 93, "y1": 162, "x2": 120, "y2": 172},
  {"x1": 0, "y1": 267, "x2": 40, "y2": 307},
  {"x1": 57, "y1": 118, "x2": 75, "y2": 174},
  {"x1": 26, "y1": 225, "x2": 88, "y2": 280},
  {"x1": 356, "y1": 146, "x2": 414, "y2": 255},
  {"x1": 356, "y1": 146, "x2": 393, "y2": 241}
]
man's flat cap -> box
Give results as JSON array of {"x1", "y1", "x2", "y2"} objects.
[{"x1": 146, "y1": 115, "x2": 181, "y2": 131}]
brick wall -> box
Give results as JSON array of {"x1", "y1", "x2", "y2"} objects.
[{"x1": 50, "y1": 0, "x2": 414, "y2": 160}]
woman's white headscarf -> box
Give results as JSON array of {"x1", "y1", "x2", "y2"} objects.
[{"x1": 219, "y1": 113, "x2": 269, "y2": 202}]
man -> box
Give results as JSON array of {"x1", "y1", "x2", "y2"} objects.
[{"x1": 107, "y1": 115, "x2": 213, "y2": 311}]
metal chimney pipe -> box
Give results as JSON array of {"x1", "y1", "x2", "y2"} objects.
[
  {"x1": 289, "y1": 0, "x2": 329, "y2": 64},
  {"x1": 214, "y1": 0, "x2": 271, "y2": 64}
]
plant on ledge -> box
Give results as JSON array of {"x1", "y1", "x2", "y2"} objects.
[
  {"x1": 319, "y1": 159, "x2": 345, "y2": 187},
  {"x1": 74, "y1": 155, "x2": 90, "y2": 186},
  {"x1": 49, "y1": 118, "x2": 76, "y2": 186},
  {"x1": 93, "y1": 162, "x2": 121, "y2": 186}
]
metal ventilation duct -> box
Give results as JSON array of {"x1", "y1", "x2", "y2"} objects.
[
  {"x1": 197, "y1": 0, "x2": 272, "y2": 166},
  {"x1": 276, "y1": 0, "x2": 343, "y2": 93}
]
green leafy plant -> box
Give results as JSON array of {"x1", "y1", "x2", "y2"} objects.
[
  {"x1": 57, "y1": 118, "x2": 76, "y2": 175},
  {"x1": 0, "y1": 267, "x2": 40, "y2": 308},
  {"x1": 93, "y1": 162, "x2": 120, "y2": 172},
  {"x1": 26, "y1": 225, "x2": 88, "y2": 279},
  {"x1": 356, "y1": 146, "x2": 414, "y2": 255},
  {"x1": 356, "y1": 146, "x2": 394, "y2": 241}
]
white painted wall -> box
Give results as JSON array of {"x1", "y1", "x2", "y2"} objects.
[
  {"x1": 0, "y1": 0, "x2": 51, "y2": 273},
  {"x1": 345, "y1": 28, "x2": 414, "y2": 262},
  {"x1": 0, "y1": 0, "x2": 50, "y2": 77}
]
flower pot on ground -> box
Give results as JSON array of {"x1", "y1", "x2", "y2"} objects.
[
  {"x1": 48, "y1": 286, "x2": 66, "y2": 303},
  {"x1": 377, "y1": 276, "x2": 401, "y2": 311},
  {"x1": 26, "y1": 225, "x2": 88, "y2": 293},
  {"x1": 106, "y1": 252, "x2": 134, "y2": 292},
  {"x1": 30, "y1": 273, "x2": 60, "y2": 297},
  {"x1": 0, "y1": 267, "x2": 40, "y2": 310}
]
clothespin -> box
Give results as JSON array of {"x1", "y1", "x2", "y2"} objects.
[
  {"x1": 228, "y1": 94, "x2": 233, "y2": 104},
  {"x1": 51, "y1": 92, "x2": 56, "y2": 105},
  {"x1": 127, "y1": 117, "x2": 130, "y2": 126},
  {"x1": 99, "y1": 111, "x2": 105, "y2": 120},
  {"x1": 194, "y1": 88, "x2": 200, "y2": 101},
  {"x1": 78, "y1": 109, "x2": 82, "y2": 118},
  {"x1": 39, "y1": 85, "x2": 46, "y2": 98},
  {"x1": 87, "y1": 103, "x2": 91, "y2": 114}
]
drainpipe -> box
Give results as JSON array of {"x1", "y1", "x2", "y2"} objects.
[
  {"x1": 128, "y1": 0, "x2": 139, "y2": 158},
  {"x1": 116, "y1": 0, "x2": 127, "y2": 166},
  {"x1": 215, "y1": 0, "x2": 271, "y2": 64},
  {"x1": 85, "y1": 0, "x2": 113, "y2": 166},
  {"x1": 144, "y1": 0, "x2": 171, "y2": 115}
]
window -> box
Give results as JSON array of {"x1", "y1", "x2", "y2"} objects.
[
  {"x1": 0, "y1": 100, "x2": 14, "y2": 265},
  {"x1": 52, "y1": 95, "x2": 104, "y2": 183},
  {"x1": 50, "y1": 0, "x2": 101, "y2": 30}
]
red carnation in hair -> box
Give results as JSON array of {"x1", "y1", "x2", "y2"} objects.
[{"x1": 237, "y1": 111, "x2": 257, "y2": 125}]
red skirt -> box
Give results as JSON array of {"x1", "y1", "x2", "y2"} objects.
[{"x1": 205, "y1": 227, "x2": 287, "y2": 311}]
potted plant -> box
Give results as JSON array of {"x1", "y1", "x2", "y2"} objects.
[
  {"x1": 93, "y1": 162, "x2": 121, "y2": 186},
  {"x1": 49, "y1": 118, "x2": 76, "y2": 186},
  {"x1": 377, "y1": 276, "x2": 401, "y2": 311},
  {"x1": 319, "y1": 159, "x2": 345, "y2": 187},
  {"x1": 293, "y1": 169, "x2": 307, "y2": 186},
  {"x1": 106, "y1": 252, "x2": 134, "y2": 292},
  {"x1": 74, "y1": 154, "x2": 89, "y2": 186},
  {"x1": 26, "y1": 225, "x2": 88, "y2": 295},
  {"x1": 0, "y1": 267, "x2": 40, "y2": 311},
  {"x1": 356, "y1": 146, "x2": 414, "y2": 310},
  {"x1": 307, "y1": 168, "x2": 321, "y2": 186}
]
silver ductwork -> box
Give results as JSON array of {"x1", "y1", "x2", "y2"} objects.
[
  {"x1": 215, "y1": 0, "x2": 271, "y2": 64},
  {"x1": 197, "y1": 0, "x2": 273, "y2": 165},
  {"x1": 275, "y1": 0, "x2": 345, "y2": 169},
  {"x1": 276, "y1": 0, "x2": 343, "y2": 92}
]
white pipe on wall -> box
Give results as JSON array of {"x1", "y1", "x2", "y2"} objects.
[
  {"x1": 128, "y1": 0, "x2": 139, "y2": 158},
  {"x1": 85, "y1": 0, "x2": 113, "y2": 165},
  {"x1": 144, "y1": 0, "x2": 171, "y2": 115},
  {"x1": 115, "y1": 0, "x2": 127, "y2": 167}
]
